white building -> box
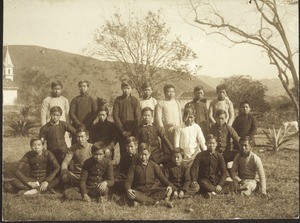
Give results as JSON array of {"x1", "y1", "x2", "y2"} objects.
[{"x1": 3, "y1": 46, "x2": 19, "y2": 105}]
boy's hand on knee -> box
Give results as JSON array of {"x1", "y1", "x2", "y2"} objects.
[
  {"x1": 127, "y1": 189, "x2": 136, "y2": 199},
  {"x1": 178, "y1": 190, "x2": 185, "y2": 199},
  {"x1": 166, "y1": 186, "x2": 172, "y2": 197},
  {"x1": 191, "y1": 181, "x2": 199, "y2": 188},
  {"x1": 173, "y1": 191, "x2": 178, "y2": 199},
  {"x1": 97, "y1": 181, "x2": 108, "y2": 192},
  {"x1": 83, "y1": 194, "x2": 91, "y2": 202},
  {"x1": 215, "y1": 185, "x2": 222, "y2": 192},
  {"x1": 40, "y1": 181, "x2": 48, "y2": 192},
  {"x1": 27, "y1": 181, "x2": 39, "y2": 188}
]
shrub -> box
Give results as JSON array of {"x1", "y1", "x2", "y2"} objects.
[
  {"x1": 262, "y1": 126, "x2": 294, "y2": 152},
  {"x1": 4, "y1": 105, "x2": 40, "y2": 137}
]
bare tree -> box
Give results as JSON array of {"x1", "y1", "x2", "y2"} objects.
[
  {"x1": 188, "y1": 0, "x2": 298, "y2": 119},
  {"x1": 90, "y1": 10, "x2": 197, "y2": 96}
]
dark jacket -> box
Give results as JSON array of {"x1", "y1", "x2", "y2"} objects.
[
  {"x1": 39, "y1": 121, "x2": 76, "y2": 153},
  {"x1": 80, "y1": 157, "x2": 114, "y2": 194},
  {"x1": 113, "y1": 94, "x2": 140, "y2": 133},
  {"x1": 164, "y1": 163, "x2": 191, "y2": 192},
  {"x1": 69, "y1": 93, "x2": 98, "y2": 129},
  {"x1": 14, "y1": 150, "x2": 60, "y2": 184},
  {"x1": 190, "y1": 151, "x2": 228, "y2": 186}
]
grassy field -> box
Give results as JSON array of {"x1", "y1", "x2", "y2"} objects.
[{"x1": 2, "y1": 133, "x2": 299, "y2": 221}]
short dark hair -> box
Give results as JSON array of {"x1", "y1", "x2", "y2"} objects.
[
  {"x1": 206, "y1": 134, "x2": 216, "y2": 142},
  {"x1": 50, "y1": 106, "x2": 63, "y2": 115},
  {"x1": 239, "y1": 136, "x2": 252, "y2": 144},
  {"x1": 138, "y1": 143, "x2": 151, "y2": 153},
  {"x1": 216, "y1": 84, "x2": 227, "y2": 93},
  {"x1": 194, "y1": 85, "x2": 204, "y2": 93},
  {"x1": 78, "y1": 80, "x2": 90, "y2": 87},
  {"x1": 76, "y1": 126, "x2": 89, "y2": 136},
  {"x1": 92, "y1": 142, "x2": 106, "y2": 153},
  {"x1": 172, "y1": 147, "x2": 185, "y2": 158},
  {"x1": 121, "y1": 81, "x2": 131, "y2": 88},
  {"x1": 183, "y1": 107, "x2": 195, "y2": 119},
  {"x1": 30, "y1": 137, "x2": 44, "y2": 147},
  {"x1": 51, "y1": 81, "x2": 63, "y2": 89},
  {"x1": 98, "y1": 104, "x2": 109, "y2": 115},
  {"x1": 141, "y1": 107, "x2": 154, "y2": 115},
  {"x1": 215, "y1": 109, "x2": 227, "y2": 118},
  {"x1": 239, "y1": 100, "x2": 251, "y2": 108},
  {"x1": 141, "y1": 82, "x2": 152, "y2": 90},
  {"x1": 163, "y1": 84, "x2": 175, "y2": 93},
  {"x1": 125, "y1": 136, "x2": 138, "y2": 145}
]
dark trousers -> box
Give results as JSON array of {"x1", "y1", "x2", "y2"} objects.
[
  {"x1": 11, "y1": 177, "x2": 59, "y2": 192},
  {"x1": 181, "y1": 184, "x2": 200, "y2": 198},
  {"x1": 63, "y1": 186, "x2": 109, "y2": 200},
  {"x1": 129, "y1": 186, "x2": 167, "y2": 205}
]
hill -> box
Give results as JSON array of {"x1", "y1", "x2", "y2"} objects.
[
  {"x1": 197, "y1": 75, "x2": 290, "y2": 97},
  {"x1": 2, "y1": 45, "x2": 213, "y2": 104}
]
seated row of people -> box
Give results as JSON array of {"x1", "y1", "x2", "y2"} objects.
[{"x1": 11, "y1": 131, "x2": 267, "y2": 206}]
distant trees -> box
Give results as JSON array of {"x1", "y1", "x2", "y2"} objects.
[
  {"x1": 222, "y1": 75, "x2": 270, "y2": 113},
  {"x1": 189, "y1": 0, "x2": 299, "y2": 119},
  {"x1": 18, "y1": 67, "x2": 51, "y2": 105},
  {"x1": 91, "y1": 10, "x2": 197, "y2": 96}
]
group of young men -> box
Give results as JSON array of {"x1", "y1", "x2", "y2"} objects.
[{"x1": 10, "y1": 79, "x2": 267, "y2": 207}]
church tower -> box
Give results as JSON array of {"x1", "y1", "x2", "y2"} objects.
[{"x1": 3, "y1": 46, "x2": 14, "y2": 81}]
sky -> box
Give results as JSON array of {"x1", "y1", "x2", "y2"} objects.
[{"x1": 3, "y1": 0, "x2": 299, "y2": 79}]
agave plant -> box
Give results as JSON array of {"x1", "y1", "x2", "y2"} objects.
[
  {"x1": 4, "y1": 105, "x2": 40, "y2": 137},
  {"x1": 262, "y1": 125, "x2": 293, "y2": 152}
]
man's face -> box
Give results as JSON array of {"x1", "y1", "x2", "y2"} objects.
[
  {"x1": 240, "y1": 140, "x2": 251, "y2": 156},
  {"x1": 98, "y1": 111, "x2": 108, "y2": 122},
  {"x1": 122, "y1": 86, "x2": 132, "y2": 96},
  {"x1": 50, "y1": 111, "x2": 61, "y2": 124},
  {"x1": 51, "y1": 86, "x2": 62, "y2": 97},
  {"x1": 194, "y1": 90, "x2": 204, "y2": 100},
  {"x1": 76, "y1": 131, "x2": 89, "y2": 146},
  {"x1": 240, "y1": 103, "x2": 251, "y2": 115},
  {"x1": 139, "y1": 149, "x2": 150, "y2": 164},
  {"x1": 172, "y1": 153, "x2": 183, "y2": 166},
  {"x1": 126, "y1": 142, "x2": 137, "y2": 156},
  {"x1": 217, "y1": 89, "x2": 227, "y2": 100},
  {"x1": 216, "y1": 114, "x2": 227, "y2": 125},
  {"x1": 93, "y1": 149, "x2": 105, "y2": 162},
  {"x1": 143, "y1": 87, "x2": 152, "y2": 99},
  {"x1": 79, "y1": 83, "x2": 89, "y2": 94},
  {"x1": 142, "y1": 110, "x2": 153, "y2": 124},
  {"x1": 165, "y1": 88, "x2": 175, "y2": 100},
  {"x1": 206, "y1": 139, "x2": 217, "y2": 153},
  {"x1": 31, "y1": 140, "x2": 43, "y2": 155},
  {"x1": 184, "y1": 114, "x2": 195, "y2": 126}
]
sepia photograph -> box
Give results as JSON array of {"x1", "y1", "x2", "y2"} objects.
[{"x1": 2, "y1": 0, "x2": 299, "y2": 220}]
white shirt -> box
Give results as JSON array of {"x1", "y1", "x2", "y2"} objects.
[
  {"x1": 140, "y1": 97, "x2": 157, "y2": 111},
  {"x1": 155, "y1": 99, "x2": 182, "y2": 128},
  {"x1": 174, "y1": 122, "x2": 207, "y2": 158},
  {"x1": 41, "y1": 95, "x2": 69, "y2": 125}
]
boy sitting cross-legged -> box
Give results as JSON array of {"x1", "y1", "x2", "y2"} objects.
[
  {"x1": 231, "y1": 136, "x2": 267, "y2": 197},
  {"x1": 125, "y1": 143, "x2": 176, "y2": 207},
  {"x1": 61, "y1": 126, "x2": 92, "y2": 192},
  {"x1": 163, "y1": 147, "x2": 200, "y2": 200},
  {"x1": 11, "y1": 137, "x2": 60, "y2": 195},
  {"x1": 137, "y1": 107, "x2": 174, "y2": 166},
  {"x1": 190, "y1": 134, "x2": 233, "y2": 198},
  {"x1": 63, "y1": 142, "x2": 114, "y2": 203}
]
